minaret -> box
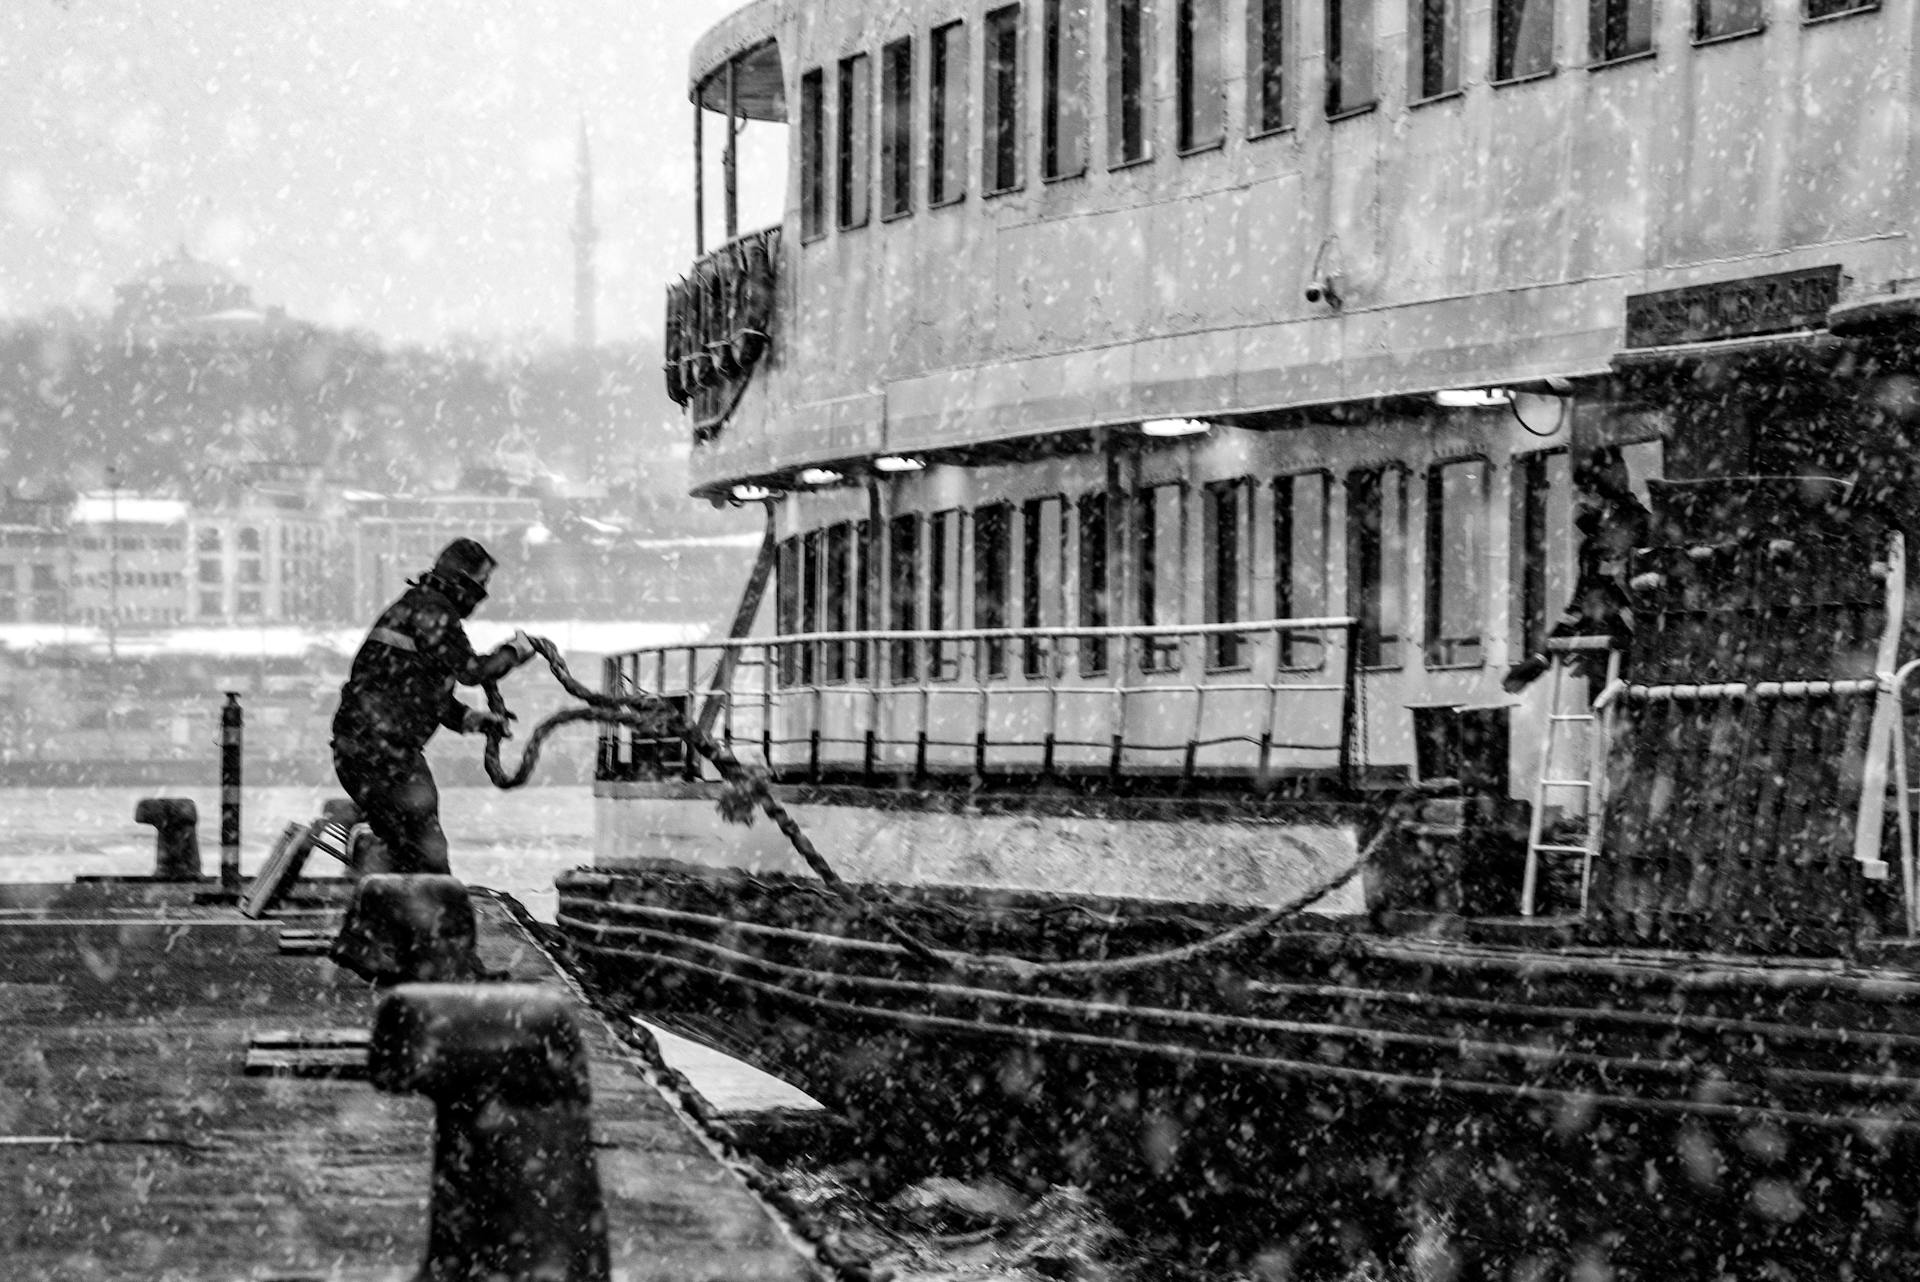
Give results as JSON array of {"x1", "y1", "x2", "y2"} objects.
[{"x1": 571, "y1": 115, "x2": 599, "y2": 350}]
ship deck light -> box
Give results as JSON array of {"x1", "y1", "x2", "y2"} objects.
[
  {"x1": 873, "y1": 455, "x2": 926, "y2": 473},
  {"x1": 1139, "y1": 418, "x2": 1214, "y2": 437},
  {"x1": 796, "y1": 467, "x2": 845, "y2": 487},
  {"x1": 729, "y1": 484, "x2": 779, "y2": 502},
  {"x1": 1433, "y1": 388, "x2": 1513, "y2": 409}
]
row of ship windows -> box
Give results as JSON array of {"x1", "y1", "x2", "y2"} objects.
[
  {"x1": 797, "y1": 0, "x2": 1875, "y2": 239},
  {"x1": 772, "y1": 451, "x2": 1598, "y2": 681}
]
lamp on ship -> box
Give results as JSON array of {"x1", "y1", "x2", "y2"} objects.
[
  {"x1": 729, "y1": 484, "x2": 779, "y2": 502},
  {"x1": 873, "y1": 455, "x2": 926, "y2": 472},
  {"x1": 1140, "y1": 417, "x2": 1213, "y2": 438},
  {"x1": 797, "y1": 467, "x2": 845, "y2": 486}
]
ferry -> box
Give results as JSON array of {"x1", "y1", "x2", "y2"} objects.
[{"x1": 557, "y1": 0, "x2": 1920, "y2": 1272}]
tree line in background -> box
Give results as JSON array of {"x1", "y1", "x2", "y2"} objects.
[{"x1": 0, "y1": 313, "x2": 741, "y2": 534}]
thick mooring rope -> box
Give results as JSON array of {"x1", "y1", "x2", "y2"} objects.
[{"x1": 481, "y1": 638, "x2": 1400, "y2": 976}]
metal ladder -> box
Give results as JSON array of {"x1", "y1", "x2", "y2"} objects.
[{"x1": 1521, "y1": 635, "x2": 1621, "y2": 917}]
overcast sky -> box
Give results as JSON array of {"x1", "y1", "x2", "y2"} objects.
[{"x1": 1, "y1": 0, "x2": 753, "y2": 347}]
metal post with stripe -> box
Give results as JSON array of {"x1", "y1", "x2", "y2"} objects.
[{"x1": 220, "y1": 692, "x2": 243, "y2": 894}]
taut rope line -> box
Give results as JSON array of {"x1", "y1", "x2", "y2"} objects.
[{"x1": 481, "y1": 638, "x2": 1398, "y2": 977}]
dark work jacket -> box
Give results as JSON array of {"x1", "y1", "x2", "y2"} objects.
[{"x1": 332, "y1": 582, "x2": 481, "y2": 759}]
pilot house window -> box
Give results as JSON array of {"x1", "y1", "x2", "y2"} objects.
[
  {"x1": 1177, "y1": 0, "x2": 1225, "y2": 152},
  {"x1": 1107, "y1": 0, "x2": 1151, "y2": 165},
  {"x1": 929, "y1": 21, "x2": 968, "y2": 205},
  {"x1": 1495, "y1": 0, "x2": 1553, "y2": 79},
  {"x1": 974, "y1": 502, "x2": 1012, "y2": 677},
  {"x1": 984, "y1": 5, "x2": 1024, "y2": 194},
  {"x1": 800, "y1": 69, "x2": 826, "y2": 239},
  {"x1": 1248, "y1": 0, "x2": 1289, "y2": 135},
  {"x1": 888, "y1": 513, "x2": 920, "y2": 681},
  {"x1": 837, "y1": 53, "x2": 871, "y2": 229},
  {"x1": 881, "y1": 38, "x2": 913, "y2": 218},
  {"x1": 1326, "y1": 0, "x2": 1376, "y2": 116},
  {"x1": 1078, "y1": 493, "x2": 1110, "y2": 675},
  {"x1": 1589, "y1": 0, "x2": 1653, "y2": 60},
  {"x1": 1414, "y1": 0, "x2": 1461, "y2": 98},
  {"x1": 1043, "y1": 0, "x2": 1091, "y2": 180},
  {"x1": 1695, "y1": 0, "x2": 1763, "y2": 39}
]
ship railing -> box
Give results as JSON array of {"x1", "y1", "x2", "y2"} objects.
[{"x1": 599, "y1": 615, "x2": 1360, "y2": 792}]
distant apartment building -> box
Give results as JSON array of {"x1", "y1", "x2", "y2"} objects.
[
  {"x1": 66, "y1": 494, "x2": 189, "y2": 627},
  {"x1": 342, "y1": 492, "x2": 543, "y2": 618},
  {"x1": 0, "y1": 498, "x2": 65, "y2": 623},
  {"x1": 189, "y1": 468, "x2": 336, "y2": 624}
]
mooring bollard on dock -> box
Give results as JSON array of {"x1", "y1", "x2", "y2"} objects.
[
  {"x1": 330, "y1": 874, "x2": 496, "y2": 985},
  {"x1": 133, "y1": 797, "x2": 201, "y2": 881},
  {"x1": 371, "y1": 984, "x2": 611, "y2": 1282}
]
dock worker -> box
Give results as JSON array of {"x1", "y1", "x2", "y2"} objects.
[{"x1": 331, "y1": 538, "x2": 541, "y2": 875}]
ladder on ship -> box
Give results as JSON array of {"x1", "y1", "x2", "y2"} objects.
[{"x1": 1521, "y1": 635, "x2": 1621, "y2": 918}]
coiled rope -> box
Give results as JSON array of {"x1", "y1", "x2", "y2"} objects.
[{"x1": 481, "y1": 637, "x2": 1402, "y2": 977}]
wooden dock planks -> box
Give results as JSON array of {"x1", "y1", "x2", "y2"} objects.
[{"x1": 0, "y1": 882, "x2": 816, "y2": 1281}]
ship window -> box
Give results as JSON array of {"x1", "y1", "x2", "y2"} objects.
[
  {"x1": 837, "y1": 53, "x2": 871, "y2": 230},
  {"x1": 824, "y1": 522, "x2": 853, "y2": 682},
  {"x1": 1177, "y1": 0, "x2": 1225, "y2": 153},
  {"x1": 1077, "y1": 493, "x2": 1110, "y2": 675},
  {"x1": 1494, "y1": 0, "x2": 1552, "y2": 79},
  {"x1": 984, "y1": 5, "x2": 1024, "y2": 194},
  {"x1": 1203, "y1": 478, "x2": 1251, "y2": 669},
  {"x1": 801, "y1": 530, "x2": 824, "y2": 684},
  {"x1": 1021, "y1": 496, "x2": 1067, "y2": 677},
  {"x1": 1414, "y1": 0, "x2": 1462, "y2": 98},
  {"x1": 1696, "y1": 0, "x2": 1763, "y2": 39},
  {"x1": 800, "y1": 69, "x2": 827, "y2": 240},
  {"x1": 1804, "y1": 0, "x2": 1874, "y2": 17},
  {"x1": 1347, "y1": 466, "x2": 1407, "y2": 669},
  {"x1": 929, "y1": 509, "x2": 963, "y2": 680},
  {"x1": 855, "y1": 518, "x2": 873, "y2": 680},
  {"x1": 1325, "y1": 0, "x2": 1376, "y2": 116},
  {"x1": 929, "y1": 21, "x2": 968, "y2": 205},
  {"x1": 1275, "y1": 472, "x2": 1331, "y2": 668},
  {"x1": 881, "y1": 38, "x2": 914, "y2": 219},
  {"x1": 1248, "y1": 0, "x2": 1289, "y2": 135},
  {"x1": 1425, "y1": 458, "x2": 1487, "y2": 668},
  {"x1": 1136, "y1": 481, "x2": 1186, "y2": 673},
  {"x1": 974, "y1": 502, "x2": 1013, "y2": 677},
  {"x1": 888, "y1": 513, "x2": 921, "y2": 682},
  {"x1": 1043, "y1": 0, "x2": 1091, "y2": 180},
  {"x1": 1513, "y1": 449, "x2": 1572, "y2": 661},
  {"x1": 1589, "y1": 0, "x2": 1653, "y2": 60},
  {"x1": 1107, "y1": 0, "x2": 1151, "y2": 165}
]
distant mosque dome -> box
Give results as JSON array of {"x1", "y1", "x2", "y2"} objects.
[{"x1": 112, "y1": 246, "x2": 257, "y2": 331}]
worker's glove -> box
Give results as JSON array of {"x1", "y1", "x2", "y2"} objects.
[
  {"x1": 461, "y1": 707, "x2": 514, "y2": 738},
  {"x1": 715, "y1": 766, "x2": 771, "y2": 827},
  {"x1": 505, "y1": 629, "x2": 542, "y2": 666}
]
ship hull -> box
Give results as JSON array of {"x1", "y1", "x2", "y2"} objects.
[{"x1": 557, "y1": 855, "x2": 1920, "y2": 1276}]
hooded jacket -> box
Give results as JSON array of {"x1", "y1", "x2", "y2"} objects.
[{"x1": 333, "y1": 575, "x2": 486, "y2": 758}]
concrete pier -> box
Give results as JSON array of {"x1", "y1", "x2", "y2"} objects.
[{"x1": 0, "y1": 878, "x2": 815, "y2": 1280}]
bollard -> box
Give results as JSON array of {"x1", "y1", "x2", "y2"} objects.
[
  {"x1": 133, "y1": 797, "x2": 201, "y2": 881},
  {"x1": 329, "y1": 875, "x2": 499, "y2": 985},
  {"x1": 371, "y1": 984, "x2": 611, "y2": 1282},
  {"x1": 219, "y1": 692, "x2": 243, "y2": 894}
]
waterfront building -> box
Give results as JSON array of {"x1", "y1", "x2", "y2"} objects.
[{"x1": 65, "y1": 493, "x2": 189, "y2": 629}]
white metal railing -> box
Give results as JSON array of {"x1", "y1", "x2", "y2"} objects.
[{"x1": 599, "y1": 616, "x2": 1360, "y2": 789}]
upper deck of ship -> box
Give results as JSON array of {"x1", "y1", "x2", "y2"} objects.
[{"x1": 674, "y1": 0, "x2": 1918, "y2": 492}]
